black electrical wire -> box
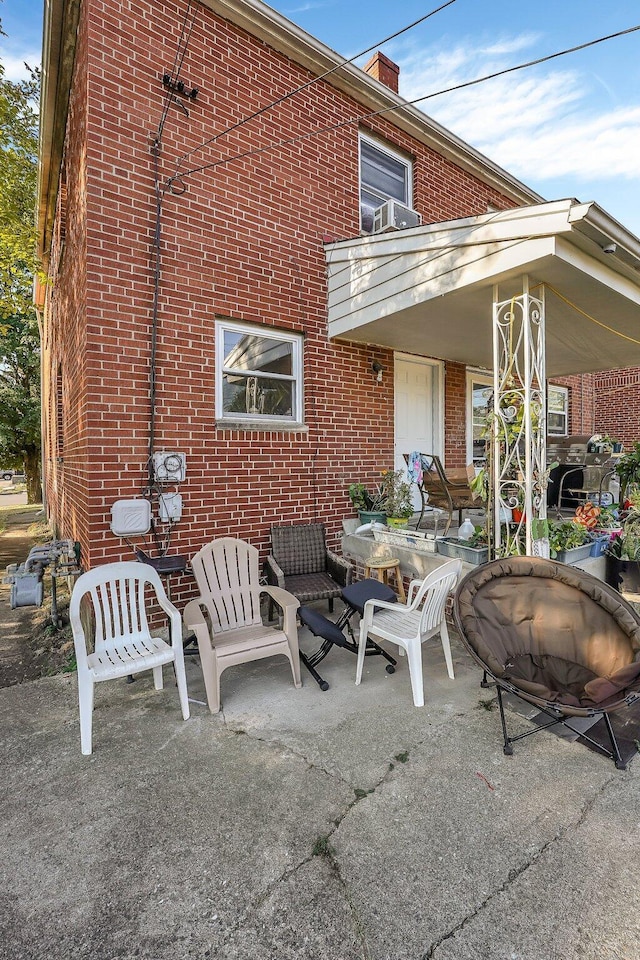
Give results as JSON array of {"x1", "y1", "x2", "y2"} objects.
[
  {"x1": 167, "y1": 23, "x2": 640, "y2": 189},
  {"x1": 149, "y1": 0, "x2": 199, "y2": 486},
  {"x1": 172, "y1": 0, "x2": 458, "y2": 175}
]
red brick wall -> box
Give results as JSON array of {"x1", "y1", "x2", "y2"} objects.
[
  {"x1": 551, "y1": 373, "x2": 596, "y2": 436},
  {"x1": 594, "y1": 367, "x2": 640, "y2": 447},
  {"x1": 444, "y1": 362, "x2": 467, "y2": 467},
  {"x1": 43, "y1": 0, "x2": 525, "y2": 596}
]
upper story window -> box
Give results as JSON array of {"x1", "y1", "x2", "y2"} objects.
[
  {"x1": 359, "y1": 133, "x2": 412, "y2": 233},
  {"x1": 215, "y1": 319, "x2": 303, "y2": 426},
  {"x1": 547, "y1": 385, "x2": 569, "y2": 436}
]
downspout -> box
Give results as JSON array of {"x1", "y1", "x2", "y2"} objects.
[{"x1": 35, "y1": 304, "x2": 47, "y2": 516}]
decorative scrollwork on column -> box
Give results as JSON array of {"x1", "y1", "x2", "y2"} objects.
[{"x1": 491, "y1": 279, "x2": 548, "y2": 558}]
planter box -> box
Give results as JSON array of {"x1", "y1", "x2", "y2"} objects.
[
  {"x1": 373, "y1": 527, "x2": 438, "y2": 553},
  {"x1": 589, "y1": 535, "x2": 610, "y2": 558},
  {"x1": 437, "y1": 538, "x2": 489, "y2": 565},
  {"x1": 555, "y1": 543, "x2": 592, "y2": 564}
]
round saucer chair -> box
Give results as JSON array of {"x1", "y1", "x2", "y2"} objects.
[{"x1": 453, "y1": 556, "x2": 640, "y2": 769}]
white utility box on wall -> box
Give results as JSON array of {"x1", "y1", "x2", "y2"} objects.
[
  {"x1": 153, "y1": 451, "x2": 186, "y2": 483},
  {"x1": 158, "y1": 492, "x2": 183, "y2": 523},
  {"x1": 110, "y1": 499, "x2": 152, "y2": 536}
]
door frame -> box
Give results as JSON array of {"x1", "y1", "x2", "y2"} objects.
[{"x1": 394, "y1": 352, "x2": 445, "y2": 461}]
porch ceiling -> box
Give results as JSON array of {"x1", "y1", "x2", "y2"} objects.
[{"x1": 325, "y1": 200, "x2": 640, "y2": 377}]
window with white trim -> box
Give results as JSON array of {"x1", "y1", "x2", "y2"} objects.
[
  {"x1": 547, "y1": 384, "x2": 569, "y2": 436},
  {"x1": 215, "y1": 320, "x2": 303, "y2": 425},
  {"x1": 466, "y1": 370, "x2": 492, "y2": 466},
  {"x1": 359, "y1": 133, "x2": 412, "y2": 233}
]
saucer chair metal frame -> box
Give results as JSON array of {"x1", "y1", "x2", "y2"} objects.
[{"x1": 453, "y1": 557, "x2": 640, "y2": 769}]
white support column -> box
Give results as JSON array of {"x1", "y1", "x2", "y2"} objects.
[{"x1": 492, "y1": 278, "x2": 548, "y2": 558}]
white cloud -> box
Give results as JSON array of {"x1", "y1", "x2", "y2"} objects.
[
  {"x1": 0, "y1": 48, "x2": 41, "y2": 80},
  {"x1": 395, "y1": 32, "x2": 640, "y2": 185},
  {"x1": 484, "y1": 107, "x2": 640, "y2": 181},
  {"x1": 479, "y1": 33, "x2": 541, "y2": 57}
]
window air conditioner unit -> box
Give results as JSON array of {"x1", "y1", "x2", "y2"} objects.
[{"x1": 373, "y1": 199, "x2": 422, "y2": 233}]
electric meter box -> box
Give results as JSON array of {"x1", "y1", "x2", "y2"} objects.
[
  {"x1": 153, "y1": 451, "x2": 186, "y2": 483},
  {"x1": 158, "y1": 492, "x2": 183, "y2": 523},
  {"x1": 110, "y1": 499, "x2": 152, "y2": 537}
]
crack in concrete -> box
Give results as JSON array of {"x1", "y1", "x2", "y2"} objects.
[
  {"x1": 421, "y1": 774, "x2": 618, "y2": 960},
  {"x1": 210, "y1": 715, "x2": 411, "y2": 958}
]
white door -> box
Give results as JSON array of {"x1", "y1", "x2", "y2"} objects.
[{"x1": 394, "y1": 354, "x2": 443, "y2": 510}]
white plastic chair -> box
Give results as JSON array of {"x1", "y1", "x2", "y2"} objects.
[
  {"x1": 355, "y1": 559, "x2": 462, "y2": 707},
  {"x1": 184, "y1": 538, "x2": 302, "y2": 713},
  {"x1": 70, "y1": 561, "x2": 190, "y2": 754}
]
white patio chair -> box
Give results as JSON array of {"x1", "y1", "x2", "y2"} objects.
[
  {"x1": 355, "y1": 559, "x2": 462, "y2": 707},
  {"x1": 70, "y1": 561, "x2": 190, "y2": 755},
  {"x1": 184, "y1": 538, "x2": 302, "y2": 713}
]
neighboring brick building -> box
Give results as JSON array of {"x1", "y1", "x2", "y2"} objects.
[{"x1": 37, "y1": 0, "x2": 640, "y2": 588}]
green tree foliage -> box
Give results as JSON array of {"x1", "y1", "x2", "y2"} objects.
[{"x1": 0, "y1": 51, "x2": 41, "y2": 504}]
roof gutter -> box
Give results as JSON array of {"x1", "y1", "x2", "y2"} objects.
[
  {"x1": 569, "y1": 201, "x2": 640, "y2": 271},
  {"x1": 36, "y1": 0, "x2": 81, "y2": 263}
]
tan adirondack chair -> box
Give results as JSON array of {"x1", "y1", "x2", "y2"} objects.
[{"x1": 184, "y1": 538, "x2": 302, "y2": 713}]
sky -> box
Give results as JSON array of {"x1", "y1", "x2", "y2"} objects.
[{"x1": 2, "y1": 0, "x2": 640, "y2": 235}]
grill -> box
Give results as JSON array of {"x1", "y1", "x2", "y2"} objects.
[{"x1": 547, "y1": 434, "x2": 621, "y2": 511}]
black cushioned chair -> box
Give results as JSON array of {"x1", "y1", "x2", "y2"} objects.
[
  {"x1": 453, "y1": 556, "x2": 640, "y2": 769},
  {"x1": 265, "y1": 523, "x2": 353, "y2": 613}
]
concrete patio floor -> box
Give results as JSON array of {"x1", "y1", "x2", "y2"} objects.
[{"x1": 2, "y1": 612, "x2": 639, "y2": 960}]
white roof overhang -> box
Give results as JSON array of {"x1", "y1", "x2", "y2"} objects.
[{"x1": 325, "y1": 200, "x2": 640, "y2": 377}]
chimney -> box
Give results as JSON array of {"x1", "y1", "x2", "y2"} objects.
[{"x1": 364, "y1": 51, "x2": 399, "y2": 94}]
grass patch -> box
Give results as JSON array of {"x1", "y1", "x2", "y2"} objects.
[
  {"x1": 394, "y1": 750, "x2": 409, "y2": 763},
  {"x1": 353, "y1": 787, "x2": 374, "y2": 799},
  {"x1": 478, "y1": 697, "x2": 498, "y2": 711},
  {"x1": 312, "y1": 835, "x2": 335, "y2": 858},
  {"x1": 26, "y1": 518, "x2": 53, "y2": 543}
]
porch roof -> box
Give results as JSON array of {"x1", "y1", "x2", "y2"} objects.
[{"x1": 325, "y1": 199, "x2": 640, "y2": 377}]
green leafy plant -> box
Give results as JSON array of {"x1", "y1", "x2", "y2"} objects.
[
  {"x1": 615, "y1": 443, "x2": 640, "y2": 505},
  {"x1": 548, "y1": 520, "x2": 589, "y2": 558},
  {"x1": 348, "y1": 481, "x2": 387, "y2": 513},
  {"x1": 467, "y1": 525, "x2": 488, "y2": 547}
]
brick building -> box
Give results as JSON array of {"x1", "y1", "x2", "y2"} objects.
[{"x1": 37, "y1": 0, "x2": 640, "y2": 585}]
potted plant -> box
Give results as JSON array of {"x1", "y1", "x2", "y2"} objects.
[
  {"x1": 510, "y1": 488, "x2": 525, "y2": 524},
  {"x1": 548, "y1": 520, "x2": 590, "y2": 563},
  {"x1": 348, "y1": 479, "x2": 388, "y2": 525},
  {"x1": 382, "y1": 469, "x2": 414, "y2": 527},
  {"x1": 604, "y1": 511, "x2": 640, "y2": 594},
  {"x1": 598, "y1": 434, "x2": 623, "y2": 454},
  {"x1": 615, "y1": 442, "x2": 640, "y2": 506}
]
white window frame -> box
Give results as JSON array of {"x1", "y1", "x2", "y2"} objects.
[
  {"x1": 215, "y1": 319, "x2": 304, "y2": 427},
  {"x1": 359, "y1": 132, "x2": 413, "y2": 232},
  {"x1": 547, "y1": 384, "x2": 569, "y2": 437},
  {"x1": 466, "y1": 369, "x2": 492, "y2": 467}
]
